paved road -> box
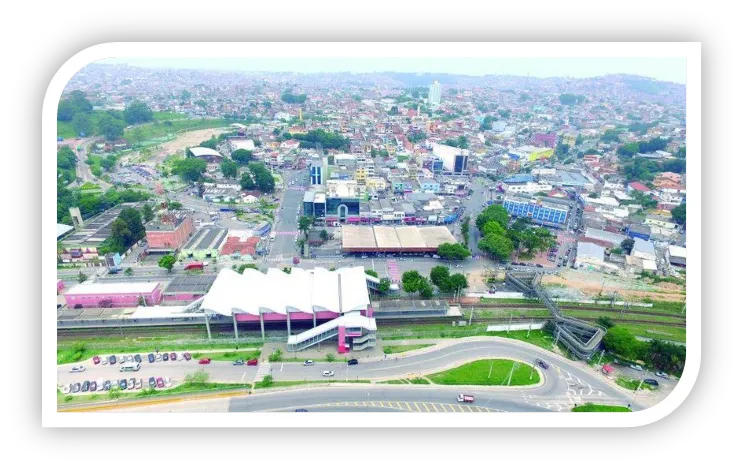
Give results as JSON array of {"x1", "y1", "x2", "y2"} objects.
[
  {"x1": 268, "y1": 169, "x2": 307, "y2": 259},
  {"x1": 73, "y1": 138, "x2": 112, "y2": 190},
  {"x1": 59, "y1": 339, "x2": 633, "y2": 412}
]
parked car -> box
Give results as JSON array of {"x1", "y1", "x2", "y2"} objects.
[
  {"x1": 233, "y1": 360, "x2": 245, "y2": 366},
  {"x1": 135, "y1": 379, "x2": 143, "y2": 390},
  {"x1": 535, "y1": 359, "x2": 549, "y2": 370},
  {"x1": 322, "y1": 371, "x2": 334, "y2": 377},
  {"x1": 655, "y1": 371, "x2": 669, "y2": 379},
  {"x1": 177, "y1": 353, "x2": 184, "y2": 361},
  {"x1": 109, "y1": 355, "x2": 117, "y2": 365},
  {"x1": 198, "y1": 358, "x2": 211, "y2": 365},
  {"x1": 303, "y1": 360, "x2": 315, "y2": 366},
  {"x1": 156, "y1": 353, "x2": 162, "y2": 361},
  {"x1": 70, "y1": 365, "x2": 86, "y2": 373},
  {"x1": 92, "y1": 356, "x2": 100, "y2": 365},
  {"x1": 247, "y1": 359, "x2": 258, "y2": 366},
  {"x1": 643, "y1": 378, "x2": 659, "y2": 387},
  {"x1": 183, "y1": 352, "x2": 191, "y2": 361},
  {"x1": 170, "y1": 353, "x2": 177, "y2": 361},
  {"x1": 629, "y1": 364, "x2": 643, "y2": 371},
  {"x1": 148, "y1": 377, "x2": 156, "y2": 388},
  {"x1": 127, "y1": 355, "x2": 134, "y2": 362},
  {"x1": 162, "y1": 353, "x2": 169, "y2": 362},
  {"x1": 164, "y1": 377, "x2": 172, "y2": 388},
  {"x1": 128, "y1": 378, "x2": 136, "y2": 390},
  {"x1": 89, "y1": 381, "x2": 97, "y2": 392},
  {"x1": 72, "y1": 382, "x2": 81, "y2": 393},
  {"x1": 62, "y1": 384, "x2": 71, "y2": 394},
  {"x1": 457, "y1": 394, "x2": 475, "y2": 403},
  {"x1": 134, "y1": 354, "x2": 142, "y2": 363},
  {"x1": 294, "y1": 409, "x2": 309, "y2": 412},
  {"x1": 347, "y1": 359, "x2": 359, "y2": 365},
  {"x1": 156, "y1": 377, "x2": 164, "y2": 388},
  {"x1": 81, "y1": 381, "x2": 90, "y2": 392},
  {"x1": 101, "y1": 357, "x2": 108, "y2": 365},
  {"x1": 119, "y1": 379, "x2": 127, "y2": 390},
  {"x1": 147, "y1": 353, "x2": 155, "y2": 363},
  {"x1": 118, "y1": 355, "x2": 126, "y2": 364},
  {"x1": 103, "y1": 380, "x2": 111, "y2": 391}
]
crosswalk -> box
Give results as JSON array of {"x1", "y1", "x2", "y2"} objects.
[
  {"x1": 386, "y1": 260, "x2": 401, "y2": 282},
  {"x1": 520, "y1": 365, "x2": 610, "y2": 412},
  {"x1": 253, "y1": 363, "x2": 271, "y2": 383},
  {"x1": 274, "y1": 231, "x2": 299, "y2": 236},
  {"x1": 318, "y1": 401, "x2": 499, "y2": 412}
]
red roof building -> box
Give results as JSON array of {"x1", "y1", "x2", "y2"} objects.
[
  {"x1": 220, "y1": 235, "x2": 259, "y2": 257},
  {"x1": 628, "y1": 181, "x2": 652, "y2": 193}
]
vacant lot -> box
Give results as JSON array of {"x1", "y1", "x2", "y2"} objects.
[{"x1": 427, "y1": 359, "x2": 540, "y2": 386}]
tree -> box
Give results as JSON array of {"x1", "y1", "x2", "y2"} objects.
[
  {"x1": 158, "y1": 254, "x2": 176, "y2": 273},
  {"x1": 378, "y1": 277, "x2": 391, "y2": 293},
  {"x1": 478, "y1": 233, "x2": 514, "y2": 260},
  {"x1": 167, "y1": 200, "x2": 183, "y2": 210},
  {"x1": 124, "y1": 267, "x2": 133, "y2": 276},
  {"x1": 172, "y1": 158, "x2": 207, "y2": 182},
  {"x1": 460, "y1": 216, "x2": 471, "y2": 245},
  {"x1": 418, "y1": 278, "x2": 433, "y2": 299},
  {"x1": 476, "y1": 204, "x2": 509, "y2": 232},
  {"x1": 298, "y1": 216, "x2": 313, "y2": 238},
  {"x1": 401, "y1": 270, "x2": 423, "y2": 293},
  {"x1": 180, "y1": 90, "x2": 191, "y2": 102},
  {"x1": 621, "y1": 238, "x2": 635, "y2": 254},
  {"x1": 481, "y1": 220, "x2": 506, "y2": 237},
  {"x1": 559, "y1": 93, "x2": 585, "y2": 106},
  {"x1": 72, "y1": 112, "x2": 92, "y2": 136},
  {"x1": 142, "y1": 203, "x2": 154, "y2": 223},
  {"x1": 184, "y1": 370, "x2": 209, "y2": 385},
  {"x1": 449, "y1": 273, "x2": 468, "y2": 292},
  {"x1": 320, "y1": 229, "x2": 329, "y2": 241},
  {"x1": 429, "y1": 266, "x2": 451, "y2": 288},
  {"x1": 281, "y1": 90, "x2": 307, "y2": 104},
  {"x1": 437, "y1": 243, "x2": 471, "y2": 260},
  {"x1": 602, "y1": 327, "x2": 644, "y2": 359},
  {"x1": 248, "y1": 162, "x2": 275, "y2": 193},
  {"x1": 96, "y1": 113, "x2": 125, "y2": 141},
  {"x1": 236, "y1": 263, "x2": 258, "y2": 273},
  {"x1": 671, "y1": 203, "x2": 686, "y2": 225},
  {"x1": 220, "y1": 160, "x2": 238, "y2": 179},
  {"x1": 123, "y1": 100, "x2": 153, "y2": 125},
  {"x1": 231, "y1": 149, "x2": 253, "y2": 165},
  {"x1": 77, "y1": 271, "x2": 88, "y2": 283},
  {"x1": 239, "y1": 172, "x2": 255, "y2": 191},
  {"x1": 597, "y1": 316, "x2": 616, "y2": 329},
  {"x1": 365, "y1": 269, "x2": 378, "y2": 278}
]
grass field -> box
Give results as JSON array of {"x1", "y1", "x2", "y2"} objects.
[
  {"x1": 619, "y1": 324, "x2": 686, "y2": 343},
  {"x1": 123, "y1": 118, "x2": 238, "y2": 144},
  {"x1": 190, "y1": 350, "x2": 261, "y2": 362},
  {"x1": 378, "y1": 325, "x2": 556, "y2": 351},
  {"x1": 382, "y1": 344, "x2": 434, "y2": 354},
  {"x1": 615, "y1": 376, "x2": 655, "y2": 391},
  {"x1": 254, "y1": 380, "x2": 371, "y2": 389},
  {"x1": 57, "y1": 335, "x2": 263, "y2": 364},
  {"x1": 564, "y1": 309, "x2": 686, "y2": 325},
  {"x1": 427, "y1": 359, "x2": 540, "y2": 386},
  {"x1": 476, "y1": 309, "x2": 552, "y2": 319},
  {"x1": 572, "y1": 403, "x2": 631, "y2": 412}
]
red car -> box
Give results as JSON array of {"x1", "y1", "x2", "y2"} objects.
[
  {"x1": 156, "y1": 377, "x2": 164, "y2": 388},
  {"x1": 247, "y1": 359, "x2": 258, "y2": 366},
  {"x1": 92, "y1": 356, "x2": 100, "y2": 365},
  {"x1": 198, "y1": 358, "x2": 211, "y2": 365},
  {"x1": 170, "y1": 352, "x2": 177, "y2": 361},
  {"x1": 183, "y1": 352, "x2": 191, "y2": 361}
]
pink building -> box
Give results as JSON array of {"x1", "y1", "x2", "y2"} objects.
[
  {"x1": 64, "y1": 283, "x2": 162, "y2": 308},
  {"x1": 146, "y1": 216, "x2": 195, "y2": 253},
  {"x1": 57, "y1": 279, "x2": 65, "y2": 294}
]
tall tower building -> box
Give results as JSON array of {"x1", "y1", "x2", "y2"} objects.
[{"x1": 428, "y1": 80, "x2": 441, "y2": 107}]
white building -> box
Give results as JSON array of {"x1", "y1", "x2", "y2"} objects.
[
  {"x1": 502, "y1": 181, "x2": 553, "y2": 194},
  {"x1": 432, "y1": 143, "x2": 468, "y2": 173},
  {"x1": 428, "y1": 80, "x2": 441, "y2": 107},
  {"x1": 229, "y1": 139, "x2": 255, "y2": 153},
  {"x1": 575, "y1": 242, "x2": 607, "y2": 269}
]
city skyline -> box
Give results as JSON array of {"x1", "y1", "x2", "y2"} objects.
[{"x1": 95, "y1": 57, "x2": 687, "y2": 84}]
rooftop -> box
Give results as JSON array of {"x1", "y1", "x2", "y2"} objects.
[{"x1": 66, "y1": 282, "x2": 160, "y2": 295}]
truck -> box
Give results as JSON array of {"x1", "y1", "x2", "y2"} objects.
[
  {"x1": 457, "y1": 394, "x2": 475, "y2": 403},
  {"x1": 184, "y1": 261, "x2": 208, "y2": 271}
]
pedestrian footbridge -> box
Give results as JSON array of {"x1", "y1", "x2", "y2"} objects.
[{"x1": 287, "y1": 314, "x2": 377, "y2": 353}]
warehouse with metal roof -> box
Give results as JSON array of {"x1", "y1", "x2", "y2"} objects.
[{"x1": 341, "y1": 225, "x2": 457, "y2": 253}]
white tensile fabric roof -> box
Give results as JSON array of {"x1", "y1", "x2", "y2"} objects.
[{"x1": 200, "y1": 267, "x2": 370, "y2": 316}]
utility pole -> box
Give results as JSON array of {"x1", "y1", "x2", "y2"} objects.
[
  {"x1": 488, "y1": 360, "x2": 494, "y2": 380},
  {"x1": 527, "y1": 319, "x2": 533, "y2": 338},
  {"x1": 469, "y1": 306, "x2": 474, "y2": 326},
  {"x1": 596, "y1": 349, "x2": 605, "y2": 369},
  {"x1": 507, "y1": 361, "x2": 516, "y2": 386},
  {"x1": 507, "y1": 313, "x2": 513, "y2": 335}
]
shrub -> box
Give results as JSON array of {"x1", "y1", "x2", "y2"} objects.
[
  {"x1": 325, "y1": 353, "x2": 336, "y2": 362},
  {"x1": 269, "y1": 349, "x2": 283, "y2": 362}
]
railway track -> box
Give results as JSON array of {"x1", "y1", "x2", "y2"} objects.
[{"x1": 469, "y1": 303, "x2": 685, "y2": 318}]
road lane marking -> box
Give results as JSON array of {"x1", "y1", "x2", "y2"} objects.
[
  {"x1": 241, "y1": 372, "x2": 246, "y2": 382},
  {"x1": 456, "y1": 405, "x2": 465, "y2": 412},
  {"x1": 447, "y1": 404, "x2": 456, "y2": 412},
  {"x1": 413, "y1": 402, "x2": 421, "y2": 412},
  {"x1": 405, "y1": 402, "x2": 412, "y2": 411},
  {"x1": 420, "y1": 402, "x2": 431, "y2": 412}
]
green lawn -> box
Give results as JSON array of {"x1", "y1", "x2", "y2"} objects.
[
  {"x1": 190, "y1": 350, "x2": 261, "y2": 362},
  {"x1": 254, "y1": 380, "x2": 371, "y2": 389},
  {"x1": 572, "y1": 403, "x2": 631, "y2": 412},
  {"x1": 123, "y1": 118, "x2": 239, "y2": 144},
  {"x1": 382, "y1": 344, "x2": 434, "y2": 354},
  {"x1": 476, "y1": 309, "x2": 552, "y2": 319},
  {"x1": 57, "y1": 335, "x2": 263, "y2": 364},
  {"x1": 615, "y1": 376, "x2": 655, "y2": 391},
  {"x1": 427, "y1": 359, "x2": 540, "y2": 386},
  {"x1": 378, "y1": 325, "x2": 556, "y2": 351},
  {"x1": 564, "y1": 309, "x2": 686, "y2": 325},
  {"x1": 619, "y1": 324, "x2": 686, "y2": 343},
  {"x1": 57, "y1": 111, "x2": 111, "y2": 138}
]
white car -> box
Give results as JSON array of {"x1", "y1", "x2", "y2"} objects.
[
  {"x1": 155, "y1": 353, "x2": 162, "y2": 361},
  {"x1": 322, "y1": 371, "x2": 334, "y2": 377},
  {"x1": 655, "y1": 371, "x2": 669, "y2": 379},
  {"x1": 101, "y1": 358, "x2": 108, "y2": 365},
  {"x1": 62, "y1": 384, "x2": 71, "y2": 394},
  {"x1": 118, "y1": 356, "x2": 126, "y2": 364},
  {"x1": 164, "y1": 377, "x2": 173, "y2": 388},
  {"x1": 629, "y1": 364, "x2": 643, "y2": 371},
  {"x1": 303, "y1": 360, "x2": 315, "y2": 366},
  {"x1": 70, "y1": 365, "x2": 86, "y2": 373},
  {"x1": 177, "y1": 353, "x2": 184, "y2": 361}
]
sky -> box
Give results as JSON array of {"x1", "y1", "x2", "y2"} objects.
[{"x1": 95, "y1": 57, "x2": 686, "y2": 84}]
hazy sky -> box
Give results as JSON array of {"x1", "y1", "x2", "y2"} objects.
[{"x1": 96, "y1": 57, "x2": 686, "y2": 84}]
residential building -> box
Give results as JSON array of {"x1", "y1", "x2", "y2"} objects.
[
  {"x1": 501, "y1": 195, "x2": 571, "y2": 228},
  {"x1": 145, "y1": 216, "x2": 195, "y2": 253}
]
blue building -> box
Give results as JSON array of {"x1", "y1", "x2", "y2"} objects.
[{"x1": 502, "y1": 195, "x2": 570, "y2": 228}]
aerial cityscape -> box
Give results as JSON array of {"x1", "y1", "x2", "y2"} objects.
[{"x1": 55, "y1": 58, "x2": 687, "y2": 414}]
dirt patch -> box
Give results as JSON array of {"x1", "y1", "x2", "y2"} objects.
[
  {"x1": 543, "y1": 270, "x2": 686, "y2": 302},
  {"x1": 144, "y1": 128, "x2": 230, "y2": 167}
]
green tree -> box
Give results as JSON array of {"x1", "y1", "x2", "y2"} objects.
[
  {"x1": 240, "y1": 172, "x2": 256, "y2": 190},
  {"x1": 124, "y1": 267, "x2": 133, "y2": 276},
  {"x1": 158, "y1": 254, "x2": 176, "y2": 273},
  {"x1": 559, "y1": 93, "x2": 585, "y2": 106},
  {"x1": 96, "y1": 113, "x2": 125, "y2": 141},
  {"x1": 478, "y1": 233, "x2": 514, "y2": 260},
  {"x1": 172, "y1": 158, "x2": 207, "y2": 182},
  {"x1": 671, "y1": 204, "x2": 686, "y2": 225},
  {"x1": 180, "y1": 90, "x2": 191, "y2": 102},
  {"x1": 621, "y1": 238, "x2": 635, "y2": 254},
  {"x1": 320, "y1": 229, "x2": 329, "y2": 241},
  {"x1": 77, "y1": 271, "x2": 88, "y2": 283},
  {"x1": 123, "y1": 100, "x2": 153, "y2": 124},
  {"x1": 248, "y1": 162, "x2": 275, "y2": 193},
  {"x1": 184, "y1": 370, "x2": 209, "y2": 385},
  {"x1": 167, "y1": 200, "x2": 183, "y2": 210},
  {"x1": 142, "y1": 203, "x2": 154, "y2": 223},
  {"x1": 220, "y1": 160, "x2": 238, "y2": 179},
  {"x1": 418, "y1": 278, "x2": 433, "y2": 299},
  {"x1": 448, "y1": 273, "x2": 468, "y2": 292},
  {"x1": 365, "y1": 269, "x2": 378, "y2": 278},
  {"x1": 597, "y1": 316, "x2": 616, "y2": 329},
  {"x1": 437, "y1": 243, "x2": 471, "y2": 260},
  {"x1": 236, "y1": 263, "x2": 258, "y2": 273},
  {"x1": 401, "y1": 270, "x2": 423, "y2": 293},
  {"x1": 72, "y1": 112, "x2": 92, "y2": 135},
  {"x1": 429, "y1": 266, "x2": 451, "y2": 288},
  {"x1": 231, "y1": 149, "x2": 253, "y2": 165},
  {"x1": 378, "y1": 277, "x2": 391, "y2": 293},
  {"x1": 602, "y1": 327, "x2": 644, "y2": 360},
  {"x1": 298, "y1": 216, "x2": 313, "y2": 238},
  {"x1": 476, "y1": 204, "x2": 509, "y2": 232}
]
